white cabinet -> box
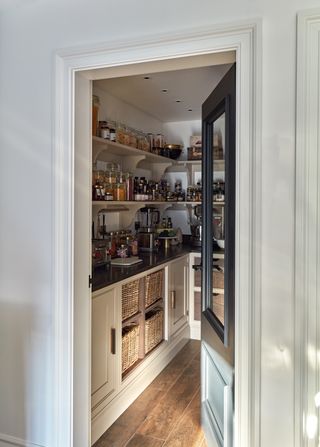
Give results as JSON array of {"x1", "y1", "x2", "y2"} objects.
[
  {"x1": 168, "y1": 255, "x2": 189, "y2": 336},
  {"x1": 91, "y1": 286, "x2": 119, "y2": 413},
  {"x1": 189, "y1": 252, "x2": 202, "y2": 340}
]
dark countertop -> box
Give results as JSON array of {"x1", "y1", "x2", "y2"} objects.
[{"x1": 92, "y1": 245, "x2": 193, "y2": 292}]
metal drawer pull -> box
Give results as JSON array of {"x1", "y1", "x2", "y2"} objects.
[
  {"x1": 171, "y1": 290, "x2": 176, "y2": 309},
  {"x1": 111, "y1": 328, "x2": 116, "y2": 355}
]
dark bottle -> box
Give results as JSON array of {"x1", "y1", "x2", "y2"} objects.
[{"x1": 167, "y1": 217, "x2": 173, "y2": 229}]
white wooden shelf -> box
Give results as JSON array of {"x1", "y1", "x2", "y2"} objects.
[
  {"x1": 93, "y1": 136, "x2": 177, "y2": 165},
  {"x1": 176, "y1": 159, "x2": 225, "y2": 171}
]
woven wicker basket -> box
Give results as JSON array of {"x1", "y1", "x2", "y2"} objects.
[
  {"x1": 122, "y1": 279, "x2": 140, "y2": 321},
  {"x1": 145, "y1": 270, "x2": 164, "y2": 308},
  {"x1": 145, "y1": 308, "x2": 164, "y2": 354},
  {"x1": 122, "y1": 324, "x2": 140, "y2": 373}
]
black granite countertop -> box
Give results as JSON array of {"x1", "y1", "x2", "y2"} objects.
[{"x1": 92, "y1": 245, "x2": 194, "y2": 292}]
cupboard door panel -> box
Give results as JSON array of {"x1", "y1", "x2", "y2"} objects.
[
  {"x1": 169, "y1": 256, "x2": 188, "y2": 336},
  {"x1": 91, "y1": 287, "x2": 117, "y2": 409}
]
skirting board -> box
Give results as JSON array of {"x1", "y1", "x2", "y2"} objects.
[
  {"x1": 0, "y1": 433, "x2": 44, "y2": 447},
  {"x1": 91, "y1": 324, "x2": 190, "y2": 444},
  {"x1": 190, "y1": 322, "x2": 201, "y2": 340}
]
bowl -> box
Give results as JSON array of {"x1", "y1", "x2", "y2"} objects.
[
  {"x1": 216, "y1": 239, "x2": 225, "y2": 249},
  {"x1": 163, "y1": 144, "x2": 183, "y2": 160}
]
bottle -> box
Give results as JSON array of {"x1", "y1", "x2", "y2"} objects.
[
  {"x1": 130, "y1": 235, "x2": 139, "y2": 256},
  {"x1": 109, "y1": 232, "x2": 116, "y2": 257},
  {"x1": 167, "y1": 217, "x2": 173, "y2": 229},
  {"x1": 110, "y1": 126, "x2": 116, "y2": 142},
  {"x1": 162, "y1": 217, "x2": 167, "y2": 228},
  {"x1": 125, "y1": 172, "x2": 134, "y2": 201}
]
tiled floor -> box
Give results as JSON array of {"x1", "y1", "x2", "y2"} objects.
[{"x1": 94, "y1": 340, "x2": 207, "y2": 447}]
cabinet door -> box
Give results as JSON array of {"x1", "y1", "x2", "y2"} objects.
[
  {"x1": 91, "y1": 287, "x2": 118, "y2": 410},
  {"x1": 168, "y1": 256, "x2": 188, "y2": 336}
]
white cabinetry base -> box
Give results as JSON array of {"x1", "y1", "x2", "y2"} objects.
[{"x1": 91, "y1": 323, "x2": 190, "y2": 445}]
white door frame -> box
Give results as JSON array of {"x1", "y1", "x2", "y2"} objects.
[
  {"x1": 53, "y1": 21, "x2": 262, "y2": 447},
  {"x1": 295, "y1": 9, "x2": 320, "y2": 446}
]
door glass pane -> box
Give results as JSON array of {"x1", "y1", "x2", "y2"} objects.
[{"x1": 211, "y1": 113, "x2": 225, "y2": 326}]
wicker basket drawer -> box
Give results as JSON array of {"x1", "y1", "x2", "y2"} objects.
[
  {"x1": 122, "y1": 324, "x2": 140, "y2": 373},
  {"x1": 145, "y1": 269, "x2": 164, "y2": 308},
  {"x1": 122, "y1": 279, "x2": 140, "y2": 321},
  {"x1": 145, "y1": 308, "x2": 164, "y2": 354}
]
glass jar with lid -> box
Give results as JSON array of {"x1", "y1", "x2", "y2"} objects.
[
  {"x1": 116, "y1": 122, "x2": 126, "y2": 145},
  {"x1": 128, "y1": 127, "x2": 138, "y2": 148}
]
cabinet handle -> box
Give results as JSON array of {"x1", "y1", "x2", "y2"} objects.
[
  {"x1": 171, "y1": 290, "x2": 176, "y2": 309},
  {"x1": 111, "y1": 328, "x2": 116, "y2": 355},
  {"x1": 192, "y1": 264, "x2": 202, "y2": 271}
]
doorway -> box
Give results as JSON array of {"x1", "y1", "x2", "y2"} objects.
[{"x1": 53, "y1": 23, "x2": 261, "y2": 447}]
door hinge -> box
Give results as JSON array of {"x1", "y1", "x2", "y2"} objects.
[{"x1": 88, "y1": 275, "x2": 92, "y2": 288}]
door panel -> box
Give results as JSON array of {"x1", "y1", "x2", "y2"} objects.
[
  {"x1": 169, "y1": 256, "x2": 188, "y2": 336},
  {"x1": 201, "y1": 64, "x2": 236, "y2": 446},
  {"x1": 91, "y1": 288, "x2": 117, "y2": 410}
]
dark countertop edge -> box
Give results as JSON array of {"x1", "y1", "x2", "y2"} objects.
[{"x1": 92, "y1": 245, "x2": 194, "y2": 293}]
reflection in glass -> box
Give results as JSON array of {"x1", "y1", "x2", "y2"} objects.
[{"x1": 211, "y1": 113, "x2": 225, "y2": 326}]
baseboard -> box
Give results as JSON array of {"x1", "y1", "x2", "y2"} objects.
[
  {"x1": 190, "y1": 322, "x2": 201, "y2": 340},
  {"x1": 91, "y1": 324, "x2": 190, "y2": 444},
  {"x1": 0, "y1": 433, "x2": 44, "y2": 447}
]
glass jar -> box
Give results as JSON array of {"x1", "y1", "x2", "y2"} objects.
[
  {"x1": 98, "y1": 121, "x2": 110, "y2": 139},
  {"x1": 125, "y1": 172, "x2": 134, "y2": 201},
  {"x1": 116, "y1": 122, "x2": 126, "y2": 145},
  {"x1": 114, "y1": 182, "x2": 126, "y2": 201},
  {"x1": 109, "y1": 121, "x2": 116, "y2": 142},
  {"x1": 128, "y1": 127, "x2": 138, "y2": 148}
]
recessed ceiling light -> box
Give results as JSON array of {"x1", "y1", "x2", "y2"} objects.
[
  {"x1": 162, "y1": 89, "x2": 168, "y2": 93},
  {"x1": 144, "y1": 76, "x2": 150, "y2": 80}
]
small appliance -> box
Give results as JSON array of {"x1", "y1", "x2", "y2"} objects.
[{"x1": 137, "y1": 207, "x2": 160, "y2": 252}]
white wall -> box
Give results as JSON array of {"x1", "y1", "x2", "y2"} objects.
[
  {"x1": 93, "y1": 85, "x2": 163, "y2": 135},
  {"x1": 163, "y1": 120, "x2": 201, "y2": 159},
  {"x1": 0, "y1": 1, "x2": 319, "y2": 446}
]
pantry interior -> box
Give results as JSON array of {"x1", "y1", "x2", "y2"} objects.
[{"x1": 89, "y1": 51, "x2": 236, "y2": 445}]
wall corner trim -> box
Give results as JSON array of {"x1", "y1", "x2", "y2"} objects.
[{"x1": 295, "y1": 8, "x2": 320, "y2": 447}]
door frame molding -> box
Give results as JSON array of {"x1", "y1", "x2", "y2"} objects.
[
  {"x1": 295, "y1": 9, "x2": 320, "y2": 446},
  {"x1": 53, "y1": 21, "x2": 262, "y2": 447}
]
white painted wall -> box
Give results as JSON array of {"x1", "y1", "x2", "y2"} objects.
[
  {"x1": 163, "y1": 120, "x2": 201, "y2": 159},
  {"x1": 93, "y1": 85, "x2": 163, "y2": 135},
  {"x1": 0, "y1": 1, "x2": 319, "y2": 446}
]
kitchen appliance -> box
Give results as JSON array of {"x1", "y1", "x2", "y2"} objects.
[
  {"x1": 92, "y1": 239, "x2": 111, "y2": 269},
  {"x1": 137, "y1": 207, "x2": 160, "y2": 252}
]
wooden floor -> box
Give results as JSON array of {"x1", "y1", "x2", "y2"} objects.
[{"x1": 94, "y1": 340, "x2": 207, "y2": 447}]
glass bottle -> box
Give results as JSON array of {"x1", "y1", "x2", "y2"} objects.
[{"x1": 125, "y1": 172, "x2": 134, "y2": 201}]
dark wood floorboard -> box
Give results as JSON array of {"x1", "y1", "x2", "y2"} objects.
[{"x1": 94, "y1": 340, "x2": 205, "y2": 447}]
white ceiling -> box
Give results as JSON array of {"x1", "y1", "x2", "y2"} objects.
[{"x1": 94, "y1": 63, "x2": 232, "y2": 122}]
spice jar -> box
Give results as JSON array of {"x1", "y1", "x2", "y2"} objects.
[
  {"x1": 109, "y1": 121, "x2": 116, "y2": 142},
  {"x1": 98, "y1": 121, "x2": 110, "y2": 139}
]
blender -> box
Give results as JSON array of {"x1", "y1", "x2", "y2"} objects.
[{"x1": 136, "y1": 207, "x2": 160, "y2": 251}]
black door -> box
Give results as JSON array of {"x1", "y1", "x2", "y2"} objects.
[{"x1": 201, "y1": 64, "x2": 236, "y2": 447}]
